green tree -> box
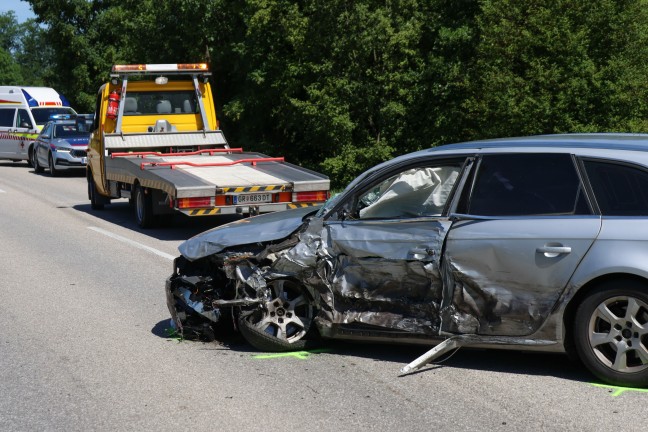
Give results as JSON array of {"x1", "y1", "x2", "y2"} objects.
[
  {"x1": 0, "y1": 11, "x2": 24, "y2": 84},
  {"x1": 220, "y1": 0, "x2": 479, "y2": 187},
  {"x1": 465, "y1": 0, "x2": 648, "y2": 139},
  {"x1": 28, "y1": 0, "x2": 130, "y2": 111},
  {"x1": 0, "y1": 11, "x2": 22, "y2": 52},
  {"x1": 14, "y1": 19, "x2": 52, "y2": 86},
  {"x1": 0, "y1": 48, "x2": 23, "y2": 84}
]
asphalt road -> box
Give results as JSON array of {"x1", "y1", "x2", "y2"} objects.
[{"x1": 1, "y1": 161, "x2": 647, "y2": 431}]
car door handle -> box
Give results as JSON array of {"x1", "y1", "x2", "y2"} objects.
[{"x1": 536, "y1": 245, "x2": 571, "y2": 257}]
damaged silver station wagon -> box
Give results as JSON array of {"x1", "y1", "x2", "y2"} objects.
[{"x1": 166, "y1": 133, "x2": 648, "y2": 387}]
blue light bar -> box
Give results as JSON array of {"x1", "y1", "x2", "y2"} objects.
[{"x1": 49, "y1": 114, "x2": 77, "y2": 120}]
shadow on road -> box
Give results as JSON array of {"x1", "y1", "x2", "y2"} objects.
[
  {"x1": 73, "y1": 201, "x2": 242, "y2": 241},
  {"x1": 151, "y1": 315, "x2": 594, "y2": 384}
]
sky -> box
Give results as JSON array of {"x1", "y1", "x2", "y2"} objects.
[{"x1": 0, "y1": 0, "x2": 36, "y2": 23}]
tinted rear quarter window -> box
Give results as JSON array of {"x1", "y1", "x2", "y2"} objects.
[
  {"x1": 468, "y1": 153, "x2": 589, "y2": 216},
  {"x1": 584, "y1": 160, "x2": 648, "y2": 216}
]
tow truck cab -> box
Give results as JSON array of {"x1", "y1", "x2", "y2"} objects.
[{"x1": 88, "y1": 63, "x2": 218, "y2": 196}]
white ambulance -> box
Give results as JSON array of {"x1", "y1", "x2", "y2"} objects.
[{"x1": 0, "y1": 86, "x2": 77, "y2": 164}]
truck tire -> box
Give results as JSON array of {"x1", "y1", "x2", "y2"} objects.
[
  {"x1": 134, "y1": 184, "x2": 154, "y2": 228},
  {"x1": 88, "y1": 175, "x2": 104, "y2": 210}
]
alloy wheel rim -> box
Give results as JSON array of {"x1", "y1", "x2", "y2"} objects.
[
  {"x1": 588, "y1": 295, "x2": 648, "y2": 373},
  {"x1": 256, "y1": 280, "x2": 313, "y2": 343}
]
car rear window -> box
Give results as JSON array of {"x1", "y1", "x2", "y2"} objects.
[
  {"x1": 54, "y1": 124, "x2": 90, "y2": 138},
  {"x1": 584, "y1": 160, "x2": 648, "y2": 216},
  {"x1": 122, "y1": 91, "x2": 198, "y2": 115},
  {"x1": 468, "y1": 153, "x2": 590, "y2": 216}
]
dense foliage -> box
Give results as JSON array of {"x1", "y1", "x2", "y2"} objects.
[{"x1": 3, "y1": 0, "x2": 648, "y2": 187}]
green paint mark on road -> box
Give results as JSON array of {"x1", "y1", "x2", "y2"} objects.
[
  {"x1": 591, "y1": 383, "x2": 648, "y2": 397},
  {"x1": 253, "y1": 348, "x2": 333, "y2": 360}
]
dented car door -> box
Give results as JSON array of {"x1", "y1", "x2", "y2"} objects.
[
  {"x1": 441, "y1": 153, "x2": 601, "y2": 336},
  {"x1": 320, "y1": 158, "x2": 468, "y2": 335}
]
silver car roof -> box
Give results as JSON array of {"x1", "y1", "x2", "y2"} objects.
[{"x1": 387, "y1": 133, "x2": 648, "y2": 163}]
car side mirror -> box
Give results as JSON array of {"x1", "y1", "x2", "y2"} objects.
[{"x1": 20, "y1": 121, "x2": 31, "y2": 129}]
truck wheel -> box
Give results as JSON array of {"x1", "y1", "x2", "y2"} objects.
[
  {"x1": 32, "y1": 150, "x2": 44, "y2": 173},
  {"x1": 134, "y1": 184, "x2": 154, "y2": 228},
  {"x1": 238, "y1": 279, "x2": 318, "y2": 352},
  {"x1": 48, "y1": 153, "x2": 59, "y2": 177},
  {"x1": 573, "y1": 280, "x2": 648, "y2": 387},
  {"x1": 88, "y1": 175, "x2": 104, "y2": 210}
]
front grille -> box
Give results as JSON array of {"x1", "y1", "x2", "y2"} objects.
[{"x1": 71, "y1": 149, "x2": 87, "y2": 158}]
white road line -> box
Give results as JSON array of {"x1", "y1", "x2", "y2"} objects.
[{"x1": 88, "y1": 226, "x2": 176, "y2": 261}]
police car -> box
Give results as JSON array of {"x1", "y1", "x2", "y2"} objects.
[{"x1": 32, "y1": 115, "x2": 92, "y2": 176}]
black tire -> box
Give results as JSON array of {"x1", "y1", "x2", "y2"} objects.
[
  {"x1": 32, "y1": 150, "x2": 44, "y2": 173},
  {"x1": 134, "y1": 184, "x2": 154, "y2": 228},
  {"x1": 48, "y1": 153, "x2": 59, "y2": 177},
  {"x1": 27, "y1": 145, "x2": 34, "y2": 167},
  {"x1": 238, "y1": 279, "x2": 318, "y2": 352},
  {"x1": 88, "y1": 174, "x2": 104, "y2": 210},
  {"x1": 573, "y1": 280, "x2": 648, "y2": 387}
]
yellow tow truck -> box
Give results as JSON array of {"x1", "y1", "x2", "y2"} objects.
[{"x1": 87, "y1": 63, "x2": 330, "y2": 227}]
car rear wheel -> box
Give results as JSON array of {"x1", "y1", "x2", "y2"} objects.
[
  {"x1": 134, "y1": 184, "x2": 153, "y2": 228},
  {"x1": 32, "y1": 150, "x2": 43, "y2": 173},
  {"x1": 238, "y1": 279, "x2": 317, "y2": 352},
  {"x1": 48, "y1": 153, "x2": 59, "y2": 177},
  {"x1": 573, "y1": 281, "x2": 648, "y2": 387}
]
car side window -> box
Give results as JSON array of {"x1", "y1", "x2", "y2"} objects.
[
  {"x1": 0, "y1": 108, "x2": 15, "y2": 127},
  {"x1": 41, "y1": 123, "x2": 52, "y2": 138},
  {"x1": 467, "y1": 153, "x2": 590, "y2": 216},
  {"x1": 16, "y1": 109, "x2": 33, "y2": 129},
  {"x1": 584, "y1": 160, "x2": 648, "y2": 216},
  {"x1": 355, "y1": 163, "x2": 462, "y2": 219}
]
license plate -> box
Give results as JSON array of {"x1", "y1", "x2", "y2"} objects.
[{"x1": 233, "y1": 193, "x2": 272, "y2": 204}]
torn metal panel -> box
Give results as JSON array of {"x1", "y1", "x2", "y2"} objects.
[
  {"x1": 399, "y1": 334, "x2": 557, "y2": 375},
  {"x1": 283, "y1": 219, "x2": 453, "y2": 334}
]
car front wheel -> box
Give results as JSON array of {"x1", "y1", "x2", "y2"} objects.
[
  {"x1": 238, "y1": 279, "x2": 317, "y2": 352},
  {"x1": 32, "y1": 149, "x2": 43, "y2": 173},
  {"x1": 573, "y1": 280, "x2": 648, "y2": 387},
  {"x1": 48, "y1": 153, "x2": 59, "y2": 177}
]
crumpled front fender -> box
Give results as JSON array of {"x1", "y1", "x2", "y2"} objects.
[{"x1": 179, "y1": 206, "x2": 319, "y2": 261}]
